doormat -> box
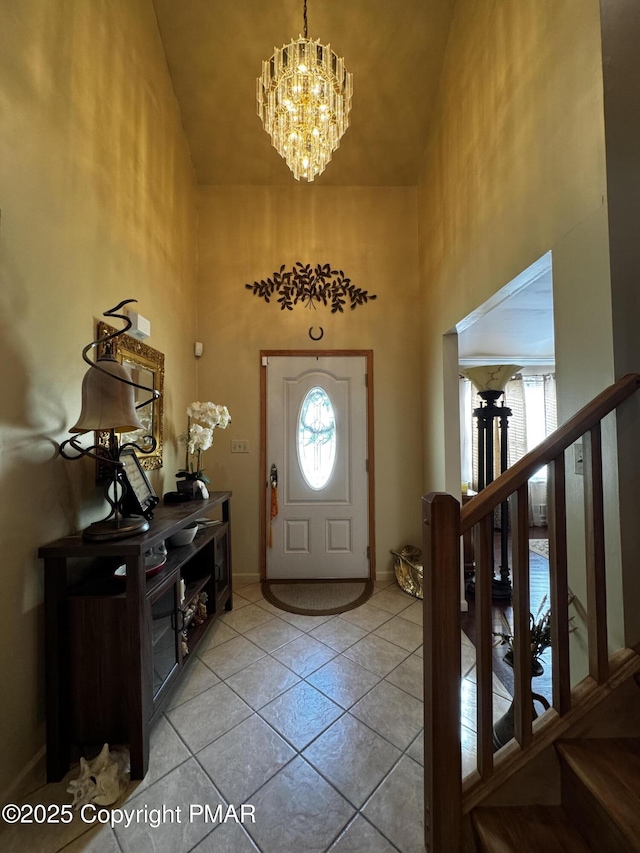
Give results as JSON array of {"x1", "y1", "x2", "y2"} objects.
[
  {"x1": 262, "y1": 579, "x2": 374, "y2": 616},
  {"x1": 529, "y1": 539, "x2": 549, "y2": 560}
]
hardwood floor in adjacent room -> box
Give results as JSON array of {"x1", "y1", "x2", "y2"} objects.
[{"x1": 460, "y1": 527, "x2": 551, "y2": 704}]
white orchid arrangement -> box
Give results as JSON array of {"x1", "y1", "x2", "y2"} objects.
[{"x1": 177, "y1": 401, "x2": 231, "y2": 484}]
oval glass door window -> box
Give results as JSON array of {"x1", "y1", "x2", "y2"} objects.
[{"x1": 297, "y1": 386, "x2": 337, "y2": 490}]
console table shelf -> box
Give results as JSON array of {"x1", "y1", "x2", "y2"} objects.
[{"x1": 39, "y1": 492, "x2": 233, "y2": 782}]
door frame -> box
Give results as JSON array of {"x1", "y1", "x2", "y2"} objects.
[{"x1": 259, "y1": 349, "x2": 375, "y2": 581}]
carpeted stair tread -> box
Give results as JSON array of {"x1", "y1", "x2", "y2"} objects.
[
  {"x1": 557, "y1": 738, "x2": 640, "y2": 848},
  {"x1": 472, "y1": 805, "x2": 591, "y2": 852}
]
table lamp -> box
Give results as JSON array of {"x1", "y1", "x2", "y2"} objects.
[{"x1": 60, "y1": 300, "x2": 159, "y2": 540}]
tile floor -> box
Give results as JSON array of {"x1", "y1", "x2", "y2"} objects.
[{"x1": 1, "y1": 578, "x2": 512, "y2": 853}]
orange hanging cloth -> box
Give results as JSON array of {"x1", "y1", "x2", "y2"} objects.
[{"x1": 269, "y1": 465, "x2": 278, "y2": 548}]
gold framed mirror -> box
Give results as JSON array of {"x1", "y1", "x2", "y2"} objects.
[{"x1": 96, "y1": 322, "x2": 164, "y2": 471}]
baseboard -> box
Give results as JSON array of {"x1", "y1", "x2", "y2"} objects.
[
  {"x1": 375, "y1": 568, "x2": 396, "y2": 583},
  {"x1": 1, "y1": 744, "x2": 47, "y2": 806},
  {"x1": 233, "y1": 571, "x2": 261, "y2": 587}
]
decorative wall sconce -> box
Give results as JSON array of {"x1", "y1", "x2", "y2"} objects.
[
  {"x1": 60, "y1": 300, "x2": 160, "y2": 540},
  {"x1": 245, "y1": 262, "x2": 377, "y2": 313}
]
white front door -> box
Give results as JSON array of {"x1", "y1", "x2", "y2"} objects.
[{"x1": 265, "y1": 355, "x2": 370, "y2": 580}]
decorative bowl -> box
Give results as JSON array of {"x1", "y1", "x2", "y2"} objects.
[
  {"x1": 167, "y1": 522, "x2": 198, "y2": 548},
  {"x1": 114, "y1": 555, "x2": 167, "y2": 580}
]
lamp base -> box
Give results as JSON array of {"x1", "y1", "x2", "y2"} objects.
[
  {"x1": 490, "y1": 577, "x2": 513, "y2": 601},
  {"x1": 466, "y1": 575, "x2": 513, "y2": 602},
  {"x1": 82, "y1": 515, "x2": 149, "y2": 541}
]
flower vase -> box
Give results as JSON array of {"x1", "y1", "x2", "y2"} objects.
[
  {"x1": 177, "y1": 479, "x2": 199, "y2": 500},
  {"x1": 503, "y1": 650, "x2": 545, "y2": 678},
  {"x1": 492, "y1": 690, "x2": 550, "y2": 750}
]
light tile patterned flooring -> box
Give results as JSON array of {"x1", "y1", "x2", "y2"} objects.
[{"x1": 1, "y1": 579, "x2": 512, "y2": 853}]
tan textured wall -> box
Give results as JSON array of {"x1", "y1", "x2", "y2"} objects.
[
  {"x1": 417, "y1": 1, "x2": 627, "y2": 651},
  {"x1": 0, "y1": 0, "x2": 198, "y2": 795},
  {"x1": 197, "y1": 185, "x2": 422, "y2": 583},
  {"x1": 599, "y1": 0, "x2": 640, "y2": 647}
]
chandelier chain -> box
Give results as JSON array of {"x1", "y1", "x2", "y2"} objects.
[{"x1": 303, "y1": 0, "x2": 308, "y2": 38}]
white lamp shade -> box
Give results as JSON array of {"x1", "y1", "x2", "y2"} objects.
[
  {"x1": 461, "y1": 364, "x2": 521, "y2": 393},
  {"x1": 69, "y1": 355, "x2": 145, "y2": 433}
]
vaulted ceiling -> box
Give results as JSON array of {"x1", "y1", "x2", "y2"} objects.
[
  {"x1": 152, "y1": 0, "x2": 455, "y2": 186},
  {"x1": 152, "y1": 1, "x2": 555, "y2": 365},
  {"x1": 457, "y1": 254, "x2": 555, "y2": 367}
]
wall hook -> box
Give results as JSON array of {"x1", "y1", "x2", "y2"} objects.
[{"x1": 309, "y1": 326, "x2": 324, "y2": 341}]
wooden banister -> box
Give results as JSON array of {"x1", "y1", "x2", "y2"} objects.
[
  {"x1": 423, "y1": 372, "x2": 640, "y2": 852},
  {"x1": 548, "y1": 454, "x2": 571, "y2": 714},
  {"x1": 512, "y1": 483, "x2": 533, "y2": 747},
  {"x1": 422, "y1": 492, "x2": 462, "y2": 852},
  {"x1": 475, "y1": 514, "x2": 494, "y2": 777},
  {"x1": 584, "y1": 424, "x2": 608, "y2": 683},
  {"x1": 460, "y1": 373, "x2": 640, "y2": 532}
]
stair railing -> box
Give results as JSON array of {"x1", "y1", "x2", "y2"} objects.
[{"x1": 422, "y1": 372, "x2": 640, "y2": 852}]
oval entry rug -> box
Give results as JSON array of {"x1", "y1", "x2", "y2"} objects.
[{"x1": 261, "y1": 579, "x2": 374, "y2": 616}]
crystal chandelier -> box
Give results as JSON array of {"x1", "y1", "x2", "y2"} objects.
[{"x1": 256, "y1": 0, "x2": 353, "y2": 182}]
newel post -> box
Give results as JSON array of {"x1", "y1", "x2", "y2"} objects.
[{"x1": 423, "y1": 492, "x2": 462, "y2": 852}]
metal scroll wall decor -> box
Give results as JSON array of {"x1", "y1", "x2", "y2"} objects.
[{"x1": 245, "y1": 262, "x2": 377, "y2": 314}]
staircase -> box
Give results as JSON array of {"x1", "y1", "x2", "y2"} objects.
[
  {"x1": 421, "y1": 374, "x2": 640, "y2": 851},
  {"x1": 473, "y1": 738, "x2": 640, "y2": 851}
]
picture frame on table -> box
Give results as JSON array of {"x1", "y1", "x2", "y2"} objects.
[{"x1": 119, "y1": 447, "x2": 159, "y2": 519}]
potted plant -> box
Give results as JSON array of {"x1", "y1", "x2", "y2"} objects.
[
  {"x1": 492, "y1": 594, "x2": 575, "y2": 749},
  {"x1": 177, "y1": 401, "x2": 231, "y2": 499},
  {"x1": 493, "y1": 594, "x2": 552, "y2": 677}
]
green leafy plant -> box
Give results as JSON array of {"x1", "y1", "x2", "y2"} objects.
[{"x1": 493, "y1": 595, "x2": 553, "y2": 675}]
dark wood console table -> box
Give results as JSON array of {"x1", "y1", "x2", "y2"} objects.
[{"x1": 39, "y1": 492, "x2": 232, "y2": 782}]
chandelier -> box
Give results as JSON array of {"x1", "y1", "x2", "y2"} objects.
[{"x1": 256, "y1": 0, "x2": 353, "y2": 182}]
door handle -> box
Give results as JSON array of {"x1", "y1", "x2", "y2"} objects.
[{"x1": 269, "y1": 464, "x2": 279, "y2": 549}]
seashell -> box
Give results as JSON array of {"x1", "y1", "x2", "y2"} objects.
[{"x1": 67, "y1": 743, "x2": 129, "y2": 808}]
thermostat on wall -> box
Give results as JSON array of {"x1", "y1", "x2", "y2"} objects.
[{"x1": 127, "y1": 310, "x2": 151, "y2": 340}]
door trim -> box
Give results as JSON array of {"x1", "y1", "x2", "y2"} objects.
[{"x1": 259, "y1": 350, "x2": 375, "y2": 581}]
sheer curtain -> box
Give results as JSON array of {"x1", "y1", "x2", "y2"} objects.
[{"x1": 460, "y1": 372, "x2": 557, "y2": 526}]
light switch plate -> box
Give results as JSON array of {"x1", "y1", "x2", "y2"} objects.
[{"x1": 231, "y1": 440, "x2": 249, "y2": 453}]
